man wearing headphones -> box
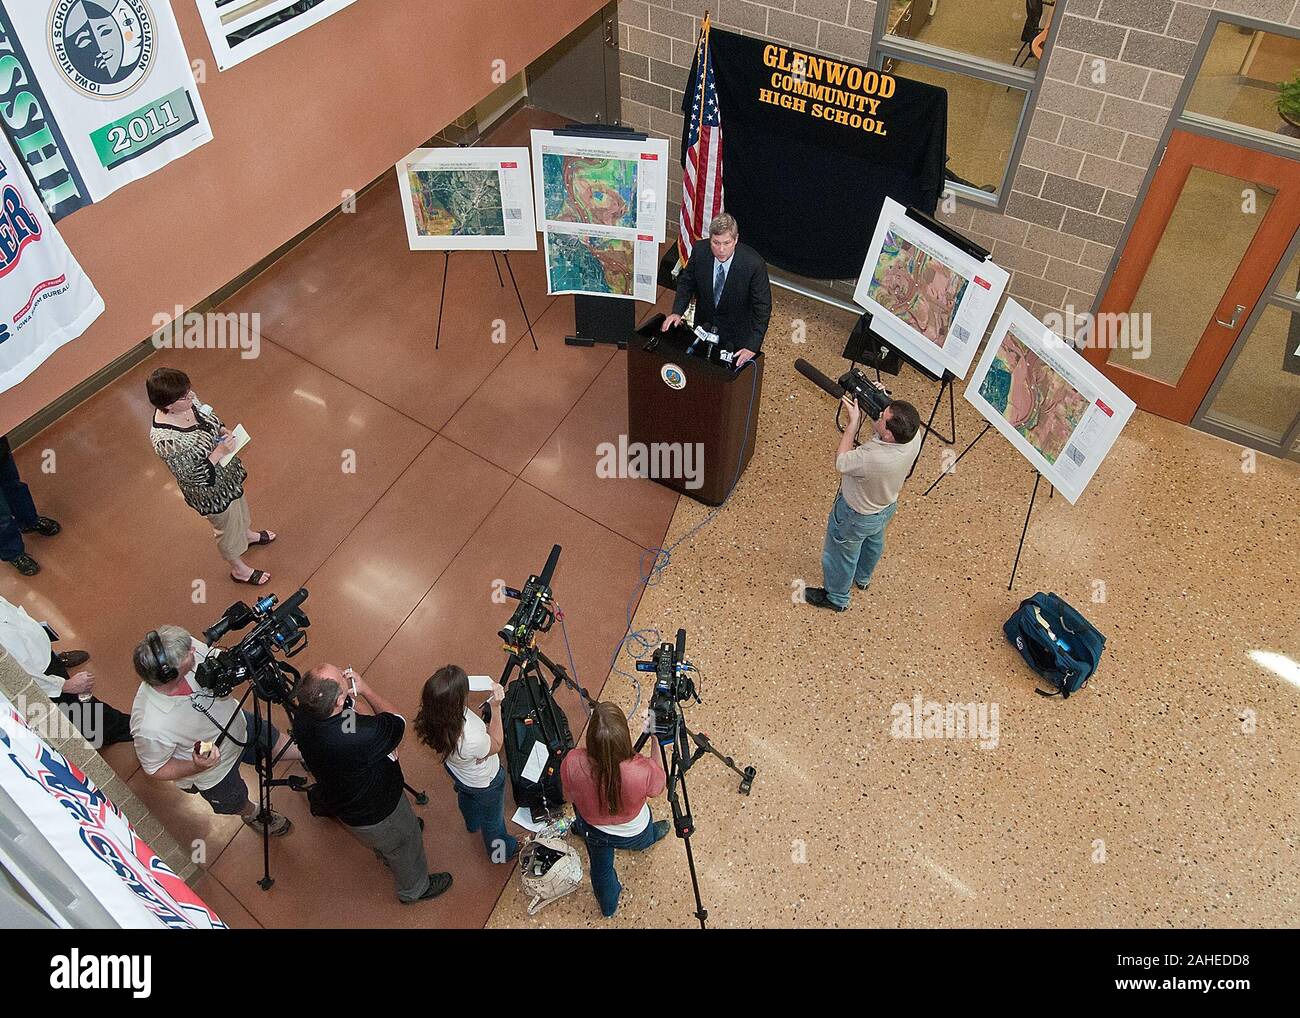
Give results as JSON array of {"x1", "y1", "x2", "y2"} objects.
[{"x1": 130, "y1": 625, "x2": 301, "y2": 834}]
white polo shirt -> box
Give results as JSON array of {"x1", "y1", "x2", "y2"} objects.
[
  {"x1": 445, "y1": 707, "x2": 501, "y2": 789},
  {"x1": 130, "y1": 641, "x2": 247, "y2": 791}
]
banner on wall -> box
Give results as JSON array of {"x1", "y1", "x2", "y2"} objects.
[
  {"x1": 0, "y1": 0, "x2": 213, "y2": 221},
  {"x1": 194, "y1": 0, "x2": 360, "y2": 71},
  {"x1": 685, "y1": 28, "x2": 948, "y2": 280},
  {"x1": 0, "y1": 689, "x2": 226, "y2": 928},
  {"x1": 0, "y1": 129, "x2": 104, "y2": 397}
]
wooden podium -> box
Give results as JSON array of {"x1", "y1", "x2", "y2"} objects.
[{"x1": 627, "y1": 313, "x2": 762, "y2": 506}]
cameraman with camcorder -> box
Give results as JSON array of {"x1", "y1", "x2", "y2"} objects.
[
  {"x1": 804, "y1": 392, "x2": 922, "y2": 612},
  {"x1": 130, "y1": 625, "x2": 300, "y2": 833},
  {"x1": 560, "y1": 701, "x2": 670, "y2": 918},
  {"x1": 293, "y1": 664, "x2": 452, "y2": 904}
]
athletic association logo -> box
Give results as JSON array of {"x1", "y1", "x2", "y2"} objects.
[
  {"x1": 48, "y1": 0, "x2": 156, "y2": 99},
  {"x1": 661, "y1": 363, "x2": 686, "y2": 390}
]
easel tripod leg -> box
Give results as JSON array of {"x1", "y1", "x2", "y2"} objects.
[{"x1": 1009, "y1": 472, "x2": 1042, "y2": 591}]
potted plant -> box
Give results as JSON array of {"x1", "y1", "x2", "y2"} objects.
[{"x1": 1277, "y1": 72, "x2": 1300, "y2": 130}]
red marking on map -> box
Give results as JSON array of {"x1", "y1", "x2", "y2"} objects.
[
  {"x1": 1096, "y1": 399, "x2": 1114, "y2": 416},
  {"x1": 974, "y1": 276, "x2": 992, "y2": 289}
]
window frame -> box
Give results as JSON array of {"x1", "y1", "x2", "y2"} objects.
[{"x1": 868, "y1": 0, "x2": 1064, "y2": 210}]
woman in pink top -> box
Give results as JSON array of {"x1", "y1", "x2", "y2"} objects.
[{"x1": 560, "y1": 701, "x2": 669, "y2": 917}]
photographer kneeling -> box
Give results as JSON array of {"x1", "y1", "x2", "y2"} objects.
[
  {"x1": 415, "y1": 665, "x2": 518, "y2": 864},
  {"x1": 559, "y1": 701, "x2": 669, "y2": 918},
  {"x1": 804, "y1": 393, "x2": 922, "y2": 612},
  {"x1": 293, "y1": 665, "x2": 452, "y2": 904},
  {"x1": 130, "y1": 625, "x2": 299, "y2": 833}
]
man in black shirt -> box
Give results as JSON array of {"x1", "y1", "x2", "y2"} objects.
[{"x1": 294, "y1": 664, "x2": 451, "y2": 903}]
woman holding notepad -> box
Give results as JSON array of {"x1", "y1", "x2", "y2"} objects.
[{"x1": 146, "y1": 367, "x2": 277, "y2": 586}]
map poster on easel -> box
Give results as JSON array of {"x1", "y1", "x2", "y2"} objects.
[
  {"x1": 965, "y1": 300, "x2": 1137, "y2": 505},
  {"x1": 853, "y1": 197, "x2": 1009, "y2": 379},
  {"x1": 395, "y1": 147, "x2": 538, "y2": 251}
]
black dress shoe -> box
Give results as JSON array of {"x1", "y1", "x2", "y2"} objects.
[
  {"x1": 58, "y1": 650, "x2": 90, "y2": 669},
  {"x1": 404, "y1": 872, "x2": 453, "y2": 903},
  {"x1": 5, "y1": 553, "x2": 39, "y2": 576},
  {"x1": 804, "y1": 587, "x2": 848, "y2": 612},
  {"x1": 21, "y1": 516, "x2": 60, "y2": 537}
]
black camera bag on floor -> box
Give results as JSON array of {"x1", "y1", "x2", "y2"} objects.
[{"x1": 501, "y1": 672, "x2": 573, "y2": 820}]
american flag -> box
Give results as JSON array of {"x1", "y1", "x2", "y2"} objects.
[{"x1": 679, "y1": 15, "x2": 724, "y2": 266}]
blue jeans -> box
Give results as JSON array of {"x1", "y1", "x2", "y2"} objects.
[
  {"x1": 0, "y1": 436, "x2": 38, "y2": 561},
  {"x1": 446, "y1": 765, "x2": 518, "y2": 863},
  {"x1": 572, "y1": 812, "x2": 668, "y2": 917},
  {"x1": 821, "y1": 492, "x2": 897, "y2": 608}
]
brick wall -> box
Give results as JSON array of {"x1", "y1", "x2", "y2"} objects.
[{"x1": 617, "y1": 0, "x2": 1299, "y2": 325}]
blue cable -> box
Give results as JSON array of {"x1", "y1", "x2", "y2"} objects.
[{"x1": 607, "y1": 362, "x2": 762, "y2": 714}]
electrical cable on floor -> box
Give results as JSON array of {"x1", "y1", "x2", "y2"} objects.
[{"x1": 608, "y1": 362, "x2": 762, "y2": 717}]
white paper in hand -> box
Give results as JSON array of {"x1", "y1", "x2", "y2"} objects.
[
  {"x1": 219, "y1": 424, "x2": 250, "y2": 467},
  {"x1": 520, "y1": 741, "x2": 549, "y2": 783}
]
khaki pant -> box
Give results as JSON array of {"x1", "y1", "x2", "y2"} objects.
[{"x1": 206, "y1": 495, "x2": 251, "y2": 561}]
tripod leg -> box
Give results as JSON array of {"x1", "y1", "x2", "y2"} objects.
[
  {"x1": 661, "y1": 720, "x2": 708, "y2": 929},
  {"x1": 435, "y1": 252, "x2": 450, "y2": 351},
  {"x1": 924, "y1": 422, "x2": 991, "y2": 497},
  {"x1": 1009, "y1": 472, "x2": 1042, "y2": 591},
  {"x1": 405, "y1": 781, "x2": 429, "y2": 807},
  {"x1": 502, "y1": 252, "x2": 539, "y2": 351},
  {"x1": 908, "y1": 377, "x2": 948, "y2": 479}
]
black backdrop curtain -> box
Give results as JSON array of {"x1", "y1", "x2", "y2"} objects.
[{"x1": 683, "y1": 28, "x2": 948, "y2": 280}]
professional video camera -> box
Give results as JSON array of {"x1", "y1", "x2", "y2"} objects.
[
  {"x1": 499, "y1": 545, "x2": 560, "y2": 657},
  {"x1": 196, "y1": 588, "x2": 311, "y2": 702},
  {"x1": 635, "y1": 628, "x2": 700, "y2": 738},
  {"x1": 794, "y1": 358, "x2": 892, "y2": 420}
]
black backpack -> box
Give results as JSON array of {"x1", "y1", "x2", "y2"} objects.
[{"x1": 500, "y1": 672, "x2": 574, "y2": 821}]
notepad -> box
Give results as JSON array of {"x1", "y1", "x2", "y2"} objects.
[{"x1": 219, "y1": 424, "x2": 250, "y2": 466}]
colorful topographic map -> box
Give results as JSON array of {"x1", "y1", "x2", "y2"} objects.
[
  {"x1": 543, "y1": 154, "x2": 638, "y2": 228},
  {"x1": 868, "y1": 229, "x2": 970, "y2": 346},
  {"x1": 407, "y1": 168, "x2": 505, "y2": 237},
  {"x1": 978, "y1": 328, "x2": 1089, "y2": 464},
  {"x1": 547, "y1": 233, "x2": 634, "y2": 296}
]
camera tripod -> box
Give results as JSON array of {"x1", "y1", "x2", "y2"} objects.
[{"x1": 634, "y1": 705, "x2": 756, "y2": 929}]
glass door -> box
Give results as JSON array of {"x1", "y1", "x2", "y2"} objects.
[{"x1": 1086, "y1": 130, "x2": 1300, "y2": 422}]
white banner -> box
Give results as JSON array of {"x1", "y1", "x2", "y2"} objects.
[
  {"x1": 965, "y1": 299, "x2": 1137, "y2": 505},
  {"x1": 194, "y1": 0, "x2": 360, "y2": 71},
  {"x1": 0, "y1": 129, "x2": 104, "y2": 396},
  {"x1": 853, "y1": 197, "x2": 1009, "y2": 379},
  {"x1": 395, "y1": 146, "x2": 537, "y2": 252},
  {"x1": 0, "y1": 688, "x2": 226, "y2": 928},
  {"x1": 0, "y1": 0, "x2": 213, "y2": 221}
]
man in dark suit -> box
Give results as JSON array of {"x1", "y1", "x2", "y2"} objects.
[{"x1": 663, "y1": 213, "x2": 772, "y2": 368}]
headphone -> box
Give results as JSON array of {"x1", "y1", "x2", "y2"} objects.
[{"x1": 146, "y1": 630, "x2": 179, "y2": 684}]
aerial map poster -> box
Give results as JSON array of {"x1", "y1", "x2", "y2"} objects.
[
  {"x1": 395, "y1": 148, "x2": 537, "y2": 251},
  {"x1": 965, "y1": 300, "x2": 1136, "y2": 505},
  {"x1": 853, "y1": 198, "x2": 1009, "y2": 379},
  {"x1": 543, "y1": 223, "x2": 658, "y2": 302},
  {"x1": 530, "y1": 130, "x2": 668, "y2": 301}
]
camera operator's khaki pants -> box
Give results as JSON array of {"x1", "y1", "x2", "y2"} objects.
[{"x1": 346, "y1": 796, "x2": 431, "y2": 902}]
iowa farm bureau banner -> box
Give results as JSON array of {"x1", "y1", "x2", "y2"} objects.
[
  {"x1": 0, "y1": 127, "x2": 104, "y2": 396},
  {"x1": 687, "y1": 29, "x2": 947, "y2": 280},
  {"x1": 0, "y1": 689, "x2": 226, "y2": 928},
  {"x1": 0, "y1": 0, "x2": 212, "y2": 221}
]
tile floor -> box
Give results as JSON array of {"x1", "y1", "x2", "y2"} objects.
[{"x1": 3, "y1": 107, "x2": 1297, "y2": 929}]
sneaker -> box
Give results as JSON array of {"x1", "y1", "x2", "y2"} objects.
[
  {"x1": 5, "y1": 553, "x2": 39, "y2": 576},
  {"x1": 651, "y1": 819, "x2": 671, "y2": 843},
  {"x1": 803, "y1": 587, "x2": 847, "y2": 613},
  {"x1": 20, "y1": 516, "x2": 60, "y2": 537},
  {"x1": 404, "y1": 872, "x2": 453, "y2": 903},
  {"x1": 855, "y1": 582, "x2": 870, "y2": 592},
  {"x1": 242, "y1": 810, "x2": 293, "y2": 837}
]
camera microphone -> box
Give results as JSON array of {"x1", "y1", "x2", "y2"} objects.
[{"x1": 794, "y1": 358, "x2": 844, "y2": 400}]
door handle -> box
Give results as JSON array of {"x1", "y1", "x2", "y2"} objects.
[{"x1": 1215, "y1": 304, "x2": 1246, "y2": 329}]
